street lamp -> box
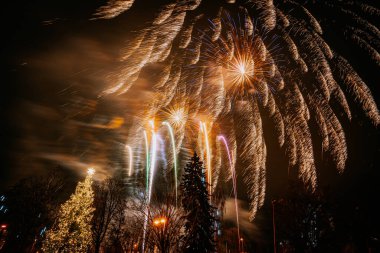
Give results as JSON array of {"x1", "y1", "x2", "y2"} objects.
[
  {"x1": 153, "y1": 216, "x2": 167, "y2": 227},
  {"x1": 152, "y1": 216, "x2": 168, "y2": 253},
  {"x1": 133, "y1": 243, "x2": 138, "y2": 252},
  {"x1": 239, "y1": 237, "x2": 244, "y2": 252},
  {"x1": 160, "y1": 217, "x2": 167, "y2": 224}
]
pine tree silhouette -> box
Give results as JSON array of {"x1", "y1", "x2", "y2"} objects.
[{"x1": 181, "y1": 152, "x2": 215, "y2": 253}]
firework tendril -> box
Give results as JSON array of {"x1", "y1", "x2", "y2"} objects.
[{"x1": 93, "y1": 0, "x2": 379, "y2": 219}]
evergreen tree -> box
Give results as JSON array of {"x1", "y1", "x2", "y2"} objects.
[
  {"x1": 42, "y1": 169, "x2": 95, "y2": 253},
  {"x1": 181, "y1": 152, "x2": 215, "y2": 253}
]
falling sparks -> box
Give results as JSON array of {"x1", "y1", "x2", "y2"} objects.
[
  {"x1": 92, "y1": 0, "x2": 134, "y2": 20},
  {"x1": 148, "y1": 131, "x2": 157, "y2": 203},
  {"x1": 125, "y1": 145, "x2": 133, "y2": 177},
  {"x1": 92, "y1": 0, "x2": 380, "y2": 219},
  {"x1": 162, "y1": 121, "x2": 179, "y2": 206},
  {"x1": 143, "y1": 130, "x2": 150, "y2": 195},
  {"x1": 217, "y1": 135, "x2": 240, "y2": 251},
  {"x1": 199, "y1": 121, "x2": 212, "y2": 194}
]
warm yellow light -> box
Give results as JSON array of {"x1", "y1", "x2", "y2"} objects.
[
  {"x1": 238, "y1": 63, "x2": 246, "y2": 75},
  {"x1": 223, "y1": 56, "x2": 256, "y2": 96},
  {"x1": 87, "y1": 168, "x2": 95, "y2": 176},
  {"x1": 163, "y1": 105, "x2": 188, "y2": 128},
  {"x1": 153, "y1": 216, "x2": 167, "y2": 226},
  {"x1": 172, "y1": 110, "x2": 183, "y2": 123},
  {"x1": 153, "y1": 219, "x2": 160, "y2": 226},
  {"x1": 149, "y1": 120, "x2": 155, "y2": 130},
  {"x1": 171, "y1": 109, "x2": 184, "y2": 123},
  {"x1": 107, "y1": 117, "x2": 124, "y2": 129}
]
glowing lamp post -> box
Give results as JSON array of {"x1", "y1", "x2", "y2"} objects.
[
  {"x1": 153, "y1": 217, "x2": 167, "y2": 227},
  {"x1": 240, "y1": 237, "x2": 244, "y2": 253},
  {"x1": 152, "y1": 216, "x2": 169, "y2": 253},
  {"x1": 133, "y1": 243, "x2": 138, "y2": 252}
]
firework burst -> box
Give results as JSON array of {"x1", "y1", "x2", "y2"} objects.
[
  {"x1": 200, "y1": 12, "x2": 282, "y2": 100},
  {"x1": 93, "y1": 0, "x2": 379, "y2": 219}
]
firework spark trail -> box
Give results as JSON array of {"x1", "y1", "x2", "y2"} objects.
[
  {"x1": 217, "y1": 135, "x2": 240, "y2": 250},
  {"x1": 199, "y1": 66, "x2": 225, "y2": 122},
  {"x1": 92, "y1": 0, "x2": 134, "y2": 20},
  {"x1": 200, "y1": 121, "x2": 212, "y2": 194},
  {"x1": 252, "y1": 102, "x2": 266, "y2": 207},
  {"x1": 214, "y1": 131, "x2": 223, "y2": 187},
  {"x1": 143, "y1": 131, "x2": 150, "y2": 195},
  {"x1": 141, "y1": 121, "x2": 160, "y2": 253},
  {"x1": 125, "y1": 145, "x2": 133, "y2": 177},
  {"x1": 233, "y1": 101, "x2": 261, "y2": 219},
  {"x1": 333, "y1": 56, "x2": 380, "y2": 125},
  {"x1": 93, "y1": 0, "x2": 380, "y2": 219},
  {"x1": 160, "y1": 101, "x2": 190, "y2": 171},
  {"x1": 266, "y1": 92, "x2": 285, "y2": 146},
  {"x1": 149, "y1": 13, "x2": 186, "y2": 63},
  {"x1": 148, "y1": 123, "x2": 158, "y2": 203},
  {"x1": 142, "y1": 128, "x2": 150, "y2": 253},
  {"x1": 162, "y1": 121, "x2": 178, "y2": 206}
]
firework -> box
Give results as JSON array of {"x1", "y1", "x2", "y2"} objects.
[
  {"x1": 143, "y1": 130, "x2": 150, "y2": 195},
  {"x1": 162, "y1": 121, "x2": 179, "y2": 206},
  {"x1": 163, "y1": 106, "x2": 188, "y2": 129},
  {"x1": 200, "y1": 121, "x2": 212, "y2": 194},
  {"x1": 125, "y1": 145, "x2": 134, "y2": 177},
  {"x1": 93, "y1": 0, "x2": 380, "y2": 219},
  {"x1": 217, "y1": 135, "x2": 240, "y2": 251},
  {"x1": 146, "y1": 121, "x2": 158, "y2": 203},
  {"x1": 148, "y1": 131, "x2": 157, "y2": 203}
]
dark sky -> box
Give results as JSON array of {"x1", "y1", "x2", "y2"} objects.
[
  {"x1": 1, "y1": 0, "x2": 379, "y2": 216},
  {"x1": 1, "y1": 0, "x2": 149, "y2": 183}
]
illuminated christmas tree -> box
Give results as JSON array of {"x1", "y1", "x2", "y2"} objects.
[{"x1": 42, "y1": 168, "x2": 95, "y2": 253}]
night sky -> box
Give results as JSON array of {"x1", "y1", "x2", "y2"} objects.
[{"x1": 1, "y1": 0, "x2": 380, "y2": 244}]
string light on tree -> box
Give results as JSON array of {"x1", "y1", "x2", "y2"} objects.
[{"x1": 42, "y1": 168, "x2": 95, "y2": 253}]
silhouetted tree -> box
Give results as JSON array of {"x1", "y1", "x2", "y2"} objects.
[
  {"x1": 274, "y1": 180, "x2": 335, "y2": 253},
  {"x1": 107, "y1": 198, "x2": 144, "y2": 252},
  {"x1": 92, "y1": 176, "x2": 126, "y2": 253},
  {"x1": 181, "y1": 152, "x2": 216, "y2": 253},
  {"x1": 107, "y1": 200, "x2": 133, "y2": 252},
  {"x1": 1, "y1": 169, "x2": 65, "y2": 252},
  {"x1": 143, "y1": 200, "x2": 185, "y2": 253}
]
